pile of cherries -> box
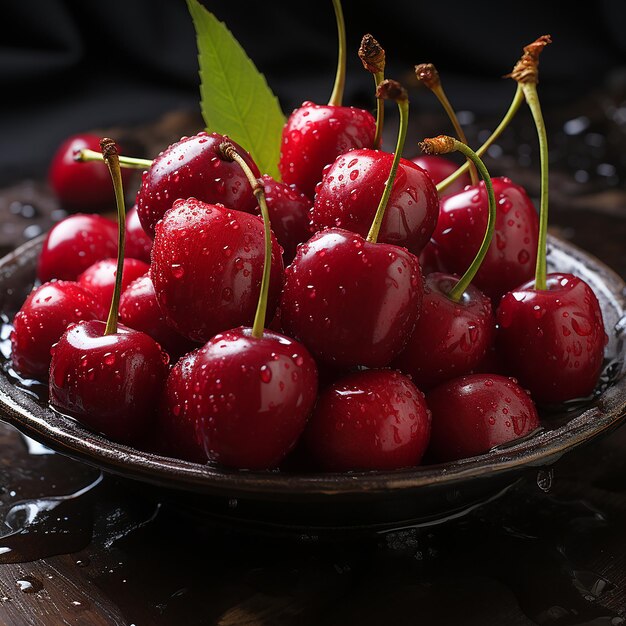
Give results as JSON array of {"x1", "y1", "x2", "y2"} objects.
[{"x1": 8, "y1": 15, "x2": 608, "y2": 473}]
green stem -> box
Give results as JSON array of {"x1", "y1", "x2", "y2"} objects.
[
  {"x1": 366, "y1": 93, "x2": 408, "y2": 243},
  {"x1": 328, "y1": 0, "x2": 346, "y2": 106},
  {"x1": 101, "y1": 140, "x2": 127, "y2": 335},
  {"x1": 373, "y1": 71, "x2": 384, "y2": 148},
  {"x1": 521, "y1": 82, "x2": 549, "y2": 290},
  {"x1": 76, "y1": 148, "x2": 153, "y2": 170},
  {"x1": 436, "y1": 84, "x2": 524, "y2": 194}
]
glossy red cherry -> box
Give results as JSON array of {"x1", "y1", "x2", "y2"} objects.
[
  {"x1": 48, "y1": 134, "x2": 133, "y2": 211},
  {"x1": 125, "y1": 205, "x2": 152, "y2": 263},
  {"x1": 304, "y1": 369, "x2": 431, "y2": 471},
  {"x1": 10, "y1": 281, "x2": 102, "y2": 379},
  {"x1": 135, "y1": 132, "x2": 260, "y2": 238},
  {"x1": 49, "y1": 320, "x2": 169, "y2": 444},
  {"x1": 432, "y1": 177, "x2": 539, "y2": 301},
  {"x1": 311, "y1": 149, "x2": 439, "y2": 254},
  {"x1": 259, "y1": 175, "x2": 312, "y2": 264},
  {"x1": 78, "y1": 258, "x2": 149, "y2": 313},
  {"x1": 38, "y1": 214, "x2": 118, "y2": 283},
  {"x1": 496, "y1": 273, "x2": 606, "y2": 404},
  {"x1": 119, "y1": 274, "x2": 195, "y2": 358},
  {"x1": 151, "y1": 198, "x2": 284, "y2": 343},
  {"x1": 412, "y1": 154, "x2": 470, "y2": 196},
  {"x1": 280, "y1": 228, "x2": 423, "y2": 368},
  {"x1": 419, "y1": 239, "x2": 448, "y2": 275},
  {"x1": 393, "y1": 273, "x2": 495, "y2": 390},
  {"x1": 279, "y1": 102, "x2": 375, "y2": 199},
  {"x1": 180, "y1": 328, "x2": 318, "y2": 469},
  {"x1": 427, "y1": 374, "x2": 540, "y2": 462}
]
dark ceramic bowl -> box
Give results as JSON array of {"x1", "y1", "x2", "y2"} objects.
[{"x1": 0, "y1": 236, "x2": 625, "y2": 534}]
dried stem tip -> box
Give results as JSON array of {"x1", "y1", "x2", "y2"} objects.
[
  {"x1": 359, "y1": 34, "x2": 385, "y2": 74},
  {"x1": 376, "y1": 79, "x2": 408, "y2": 103},
  {"x1": 218, "y1": 141, "x2": 237, "y2": 162},
  {"x1": 99, "y1": 137, "x2": 118, "y2": 161},
  {"x1": 419, "y1": 135, "x2": 456, "y2": 156},
  {"x1": 415, "y1": 63, "x2": 441, "y2": 90},
  {"x1": 506, "y1": 35, "x2": 552, "y2": 84}
]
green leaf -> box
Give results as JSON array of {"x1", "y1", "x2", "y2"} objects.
[{"x1": 187, "y1": 0, "x2": 285, "y2": 180}]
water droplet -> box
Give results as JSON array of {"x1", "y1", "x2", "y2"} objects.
[{"x1": 260, "y1": 366, "x2": 272, "y2": 383}]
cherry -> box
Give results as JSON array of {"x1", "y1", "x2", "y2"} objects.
[
  {"x1": 163, "y1": 144, "x2": 318, "y2": 469},
  {"x1": 411, "y1": 155, "x2": 470, "y2": 195},
  {"x1": 78, "y1": 257, "x2": 149, "y2": 313},
  {"x1": 119, "y1": 274, "x2": 195, "y2": 358},
  {"x1": 496, "y1": 36, "x2": 606, "y2": 404},
  {"x1": 497, "y1": 274, "x2": 606, "y2": 404},
  {"x1": 304, "y1": 369, "x2": 431, "y2": 471},
  {"x1": 427, "y1": 374, "x2": 540, "y2": 462},
  {"x1": 10, "y1": 281, "x2": 102, "y2": 380},
  {"x1": 135, "y1": 132, "x2": 260, "y2": 238},
  {"x1": 278, "y1": 1, "x2": 375, "y2": 198},
  {"x1": 311, "y1": 149, "x2": 439, "y2": 255},
  {"x1": 419, "y1": 239, "x2": 448, "y2": 275},
  {"x1": 48, "y1": 134, "x2": 132, "y2": 211},
  {"x1": 49, "y1": 139, "x2": 169, "y2": 444},
  {"x1": 38, "y1": 213, "x2": 118, "y2": 283},
  {"x1": 151, "y1": 198, "x2": 283, "y2": 342},
  {"x1": 259, "y1": 175, "x2": 312, "y2": 264},
  {"x1": 125, "y1": 205, "x2": 152, "y2": 264},
  {"x1": 432, "y1": 177, "x2": 539, "y2": 301}
]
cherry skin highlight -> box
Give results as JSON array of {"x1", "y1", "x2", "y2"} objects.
[
  {"x1": 280, "y1": 228, "x2": 423, "y2": 368},
  {"x1": 151, "y1": 198, "x2": 284, "y2": 343},
  {"x1": 125, "y1": 205, "x2": 152, "y2": 264},
  {"x1": 393, "y1": 273, "x2": 495, "y2": 391},
  {"x1": 412, "y1": 154, "x2": 470, "y2": 196},
  {"x1": 312, "y1": 149, "x2": 439, "y2": 255},
  {"x1": 183, "y1": 328, "x2": 318, "y2": 470},
  {"x1": 304, "y1": 369, "x2": 431, "y2": 471},
  {"x1": 10, "y1": 281, "x2": 102, "y2": 380},
  {"x1": 279, "y1": 102, "x2": 375, "y2": 199},
  {"x1": 78, "y1": 257, "x2": 149, "y2": 313},
  {"x1": 48, "y1": 134, "x2": 132, "y2": 211},
  {"x1": 496, "y1": 273, "x2": 606, "y2": 404},
  {"x1": 432, "y1": 177, "x2": 539, "y2": 301},
  {"x1": 49, "y1": 320, "x2": 169, "y2": 444},
  {"x1": 136, "y1": 132, "x2": 260, "y2": 238},
  {"x1": 427, "y1": 374, "x2": 540, "y2": 462},
  {"x1": 38, "y1": 214, "x2": 118, "y2": 283}
]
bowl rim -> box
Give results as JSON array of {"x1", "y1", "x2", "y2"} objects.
[{"x1": 0, "y1": 235, "x2": 625, "y2": 499}]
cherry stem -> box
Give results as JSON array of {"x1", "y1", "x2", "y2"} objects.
[
  {"x1": 328, "y1": 0, "x2": 346, "y2": 106},
  {"x1": 366, "y1": 80, "x2": 409, "y2": 244},
  {"x1": 76, "y1": 148, "x2": 153, "y2": 170},
  {"x1": 359, "y1": 34, "x2": 386, "y2": 148},
  {"x1": 436, "y1": 83, "x2": 524, "y2": 194},
  {"x1": 101, "y1": 138, "x2": 126, "y2": 335},
  {"x1": 420, "y1": 136, "x2": 496, "y2": 302},
  {"x1": 218, "y1": 143, "x2": 271, "y2": 339},
  {"x1": 522, "y1": 82, "x2": 549, "y2": 290},
  {"x1": 416, "y1": 64, "x2": 478, "y2": 185}
]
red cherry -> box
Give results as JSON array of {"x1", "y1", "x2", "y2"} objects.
[
  {"x1": 178, "y1": 328, "x2": 318, "y2": 470},
  {"x1": 10, "y1": 281, "x2": 102, "y2": 379},
  {"x1": 432, "y1": 177, "x2": 539, "y2": 301},
  {"x1": 427, "y1": 374, "x2": 540, "y2": 462},
  {"x1": 311, "y1": 149, "x2": 439, "y2": 254},
  {"x1": 151, "y1": 198, "x2": 284, "y2": 343},
  {"x1": 135, "y1": 132, "x2": 260, "y2": 238},
  {"x1": 48, "y1": 134, "x2": 133, "y2": 211},
  {"x1": 278, "y1": 102, "x2": 375, "y2": 198},
  {"x1": 411, "y1": 154, "x2": 470, "y2": 196},
  {"x1": 496, "y1": 273, "x2": 606, "y2": 404},
  {"x1": 119, "y1": 274, "x2": 195, "y2": 358},
  {"x1": 280, "y1": 228, "x2": 423, "y2": 368},
  {"x1": 125, "y1": 205, "x2": 152, "y2": 263},
  {"x1": 38, "y1": 214, "x2": 118, "y2": 283},
  {"x1": 393, "y1": 273, "x2": 495, "y2": 391},
  {"x1": 304, "y1": 369, "x2": 431, "y2": 471},
  {"x1": 78, "y1": 258, "x2": 149, "y2": 313},
  {"x1": 419, "y1": 239, "x2": 448, "y2": 276},
  {"x1": 258, "y1": 175, "x2": 312, "y2": 264},
  {"x1": 49, "y1": 320, "x2": 169, "y2": 444}
]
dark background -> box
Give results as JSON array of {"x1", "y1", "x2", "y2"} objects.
[{"x1": 2, "y1": 0, "x2": 626, "y2": 185}]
